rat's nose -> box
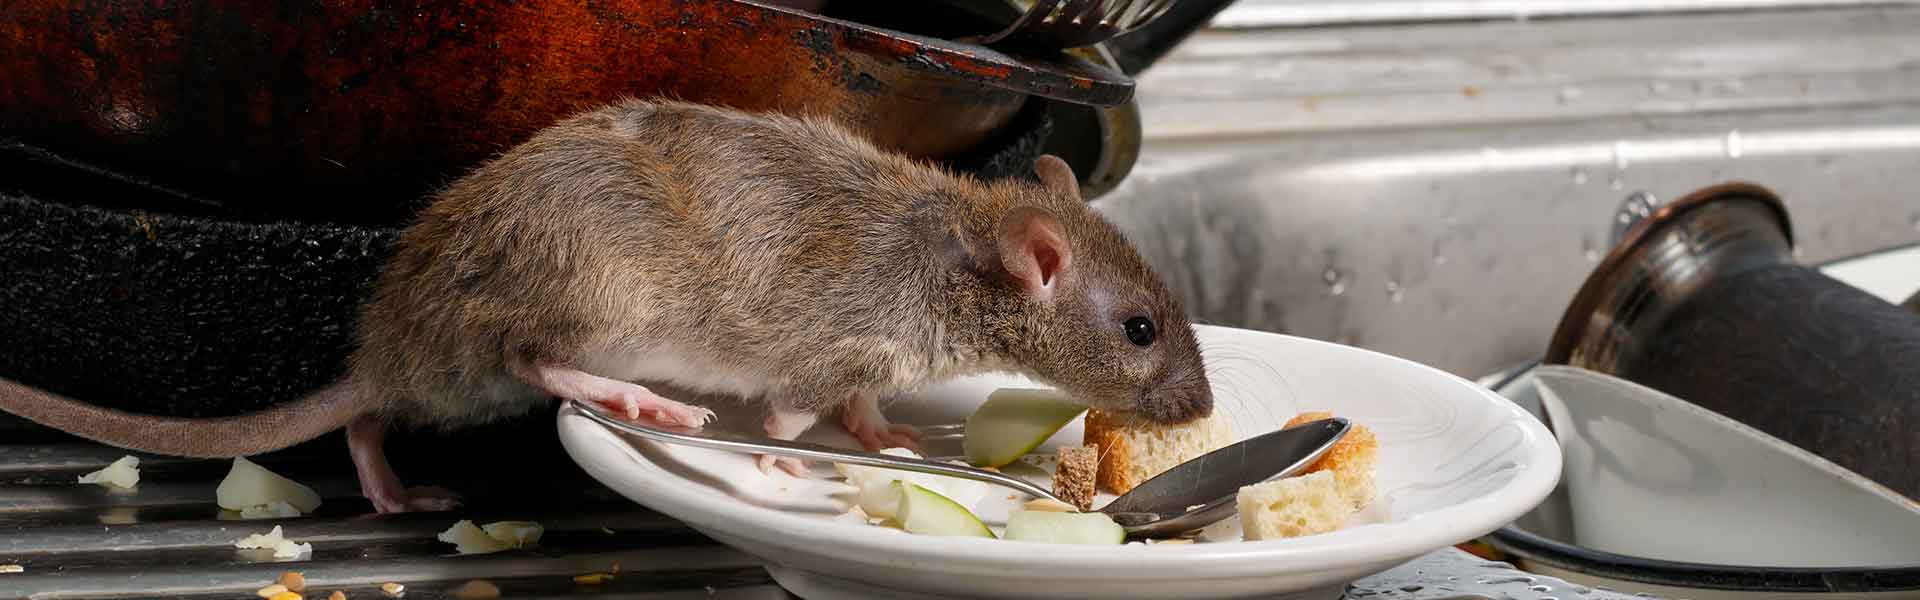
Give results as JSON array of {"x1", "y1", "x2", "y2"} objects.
[{"x1": 1142, "y1": 367, "x2": 1213, "y2": 424}]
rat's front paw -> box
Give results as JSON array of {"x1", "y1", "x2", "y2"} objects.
[
  {"x1": 757, "y1": 454, "x2": 811, "y2": 477},
  {"x1": 841, "y1": 406, "x2": 923, "y2": 453}
]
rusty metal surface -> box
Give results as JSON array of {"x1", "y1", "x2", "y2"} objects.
[{"x1": 0, "y1": 0, "x2": 1131, "y2": 225}]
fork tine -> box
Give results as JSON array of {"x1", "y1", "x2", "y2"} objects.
[
  {"x1": 1128, "y1": 0, "x2": 1179, "y2": 27},
  {"x1": 1056, "y1": 0, "x2": 1103, "y2": 25}
]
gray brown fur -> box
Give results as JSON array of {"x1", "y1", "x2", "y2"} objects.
[
  {"x1": 0, "y1": 98, "x2": 1211, "y2": 462},
  {"x1": 351, "y1": 98, "x2": 1210, "y2": 431}
]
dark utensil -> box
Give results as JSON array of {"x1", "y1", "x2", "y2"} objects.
[{"x1": 1544, "y1": 182, "x2": 1920, "y2": 501}]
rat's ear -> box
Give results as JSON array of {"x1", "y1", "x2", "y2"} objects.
[
  {"x1": 996, "y1": 206, "x2": 1073, "y2": 302},
  {"x1": 1033, "y1": 154, "x2": 1080, "y2": 200}
]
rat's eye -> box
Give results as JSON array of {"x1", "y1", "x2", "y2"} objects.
[{"x1": 1124, "y1": 317, "x2": 1156, "y2": 346}]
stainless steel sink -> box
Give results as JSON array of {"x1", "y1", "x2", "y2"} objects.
[{"x1": 1095, "y1": 3, "x2": 1920, "y2": 376}]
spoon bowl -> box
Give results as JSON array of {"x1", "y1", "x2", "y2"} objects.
[{"x1": 567, "y1": 398, "x2": 1349, "y2": 537}]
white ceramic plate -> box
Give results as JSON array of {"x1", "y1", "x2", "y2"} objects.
[{"x1": 556, "y1": 325, "x2": 1562, "y2": 600}]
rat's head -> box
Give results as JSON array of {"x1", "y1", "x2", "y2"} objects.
[{"x1": 972, "y1": 155, "x2": 1212, "y2": 424}]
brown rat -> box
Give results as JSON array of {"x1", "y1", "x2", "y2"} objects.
[{"x1": 0, "y1": 98, "x2": 1212, "y2": 513}]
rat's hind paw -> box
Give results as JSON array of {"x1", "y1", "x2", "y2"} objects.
[
  {"x1": 367, "y1": 485, "x2": 462, "y2": 514},
  {"x1": 402, "y1": 486, "x2": 462, "y2": 512}
]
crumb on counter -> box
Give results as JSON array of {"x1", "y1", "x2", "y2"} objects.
[
  {"x1": 78, "y1": 455, "x2": 140, "y2": 489},
  {"x1": 278, "y1": 571, "x2": 307, "y2": 592}
]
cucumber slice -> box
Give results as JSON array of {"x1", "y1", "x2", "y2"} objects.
[
  {"x1": 893, "y1": 481, "x2": 995, "y2": 538},
  {"x1": 963, "y1": 388, "x2": 1088, "y2": 468},
  {"x1": 1002, "y1": 510, "x2": 1126, "y2": 545}
]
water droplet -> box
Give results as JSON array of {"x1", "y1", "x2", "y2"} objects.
[
  {"x1": 1724, "y1": 130, "x2": 1744, "y2": 158},
  {"x1": 1582, "y1": 237, "x2": 1601, "y2": 261},
  {"x1": 1609, "y1": 177, "x2": 1625, "y2": 191},
  {"x1": 1531, "y1": 586, "x2": 1554, "y2": 592},
  {"x1": 1386, "y1": 280, "x2": 1404, "y2": 303},
  {"x1": 1330, "y1": 281, "x2": 1347, "y2": 296},
  {"x1": 1612, "y1": 141, "x2": 1631, "y2": 170},
  {"x1": 1401, "y1": 585, "x2": 1424, "y2": 593},
  {"x1": 1557, "y1": 86, "x2": 1583, "y2": 104},
  {"x1": 1569, "y1": 166, "x2": 1590, "y2": 185},
  {"x1": 1572, "y1": 585, "x2": 1593, "y2": 594},
  {"x1": 1646, "y1": 80, "x2": 1672, "y2": 96}
]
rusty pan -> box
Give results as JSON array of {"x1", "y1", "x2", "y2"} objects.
[{"x1": 0, "y1": 0, "x2": 1132, "y2": 225}]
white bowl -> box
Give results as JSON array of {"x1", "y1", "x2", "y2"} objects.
[{"x1": 556, "y1": 325, "x2": 1562, "y2": 599}]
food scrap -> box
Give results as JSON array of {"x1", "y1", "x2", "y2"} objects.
[
  {"x1": 241, "y1": 502, "x2": 303, "y2": 519},
  {"x1": 572, "y1": 573, "x2": 615, "y2": 585},
  {"x1": 437, "y1": 520, "x2": 543, "y2": 554},
  {"x1": 256, "y1": 584, "x2": 288, "y2": 598},
  {"x1": 328, "y1": 592, "x2": 347, "y2": 600},
  {"x1": 78, "y1": 455, "x2": 140, "y2": 489},
  {"x1": 278, "y1": 571, "x2": 307, "y2": 592},
  {"x1": 234, "y1": 525, "x2": 313, "y2": 559},
  {"x1": 379, "y1": 583, "x2": 405, "y2": 597},
  {"x1": 217, "y1": 457, "x2": 322, "y2": 517}
]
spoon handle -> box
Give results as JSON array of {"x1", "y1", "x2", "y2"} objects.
[{"x1": 567, "y1": 399, "x2": 1065, "y2": 503}]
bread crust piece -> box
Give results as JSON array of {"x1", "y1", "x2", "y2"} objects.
[
  {"x1": 1082, "y1": 409, "x2": 1138, "y2": 494},
  {"x1": 1052, "y1": 445, "x2": 1098, "y2": 511},
  {"x1": 1083, "y1": 408, "x2": 1234, "y2": 495},
  {"x1": 1284, "y1": 411, "x2": 1378, "y2": 510}
]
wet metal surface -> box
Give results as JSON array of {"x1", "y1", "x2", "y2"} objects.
[{"x1": 1097, "y1": 4, "x2": 1920, "y2": 377}]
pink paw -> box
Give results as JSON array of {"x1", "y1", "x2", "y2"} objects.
[
  {"x1": 757, "y1": 454, "x2": 811, "y2": 477},
  {"x1": 368, "y1": 486, "x2": 463, "y2": 514},
  {"x1": 842, "y1": 411, "x2": 923, "y2": 453}
]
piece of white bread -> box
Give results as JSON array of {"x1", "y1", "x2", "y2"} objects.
[
  {"x1": 1083, "y1": 408, "x2": 1235, "y2": 495},
  {"x1": 1236, "y1": 470, "x2": 1348, "y2": 540},
  {"x1": 1284, "y1": 411, "x2": 1378, "y2": 510}
]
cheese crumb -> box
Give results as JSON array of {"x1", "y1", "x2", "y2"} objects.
[
  {"x1": 256, "y1": 584, "x2": 288, "y2": 598},
  {"x1": 379, "y1": 583, "x2": 405, "y2": 597},
  {"x1": 234, "y1": 525, "x2": 313, "y2": 559},
  {"x1": 78, "y1": 455, "x2": 140, "y2": 489},
  {"x1": 241, "y1": 501, "x2": 303, "y2": 519}
]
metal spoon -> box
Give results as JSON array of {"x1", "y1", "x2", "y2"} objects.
[{"x1": 569, "y1": 398, "x2": 1349, "y2": 538}]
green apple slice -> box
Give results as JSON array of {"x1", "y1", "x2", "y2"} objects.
[
  {"x1": 1002, "y1": 510, "x2": 1126, "y2": 545},
  {"x1": 892, "y1": 481, "x2": 995, "y2": 538},
  {"x1": 963, "y1": 388, "x2": 1088, "y2": 468}
]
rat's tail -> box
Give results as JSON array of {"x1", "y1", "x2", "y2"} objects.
[{"x1": 0, "y1": 377, "x2": 370, "y2": 458}]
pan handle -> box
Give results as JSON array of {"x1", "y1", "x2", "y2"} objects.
[{"x1": 1103, "y1": 0, "x2": 1244, "y2": 76}]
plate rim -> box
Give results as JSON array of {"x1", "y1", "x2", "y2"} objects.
[{"x1": 557, "y1": 325, "x2": 1563, "y2": 582}]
